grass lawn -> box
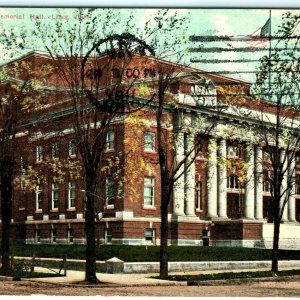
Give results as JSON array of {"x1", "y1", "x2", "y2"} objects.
[
  {"x1": 161, "y1": 269, "x2": 300, "y2": 282},
  {"x1": 9, "y1": 244, "x2": 300, "y2": 262}
]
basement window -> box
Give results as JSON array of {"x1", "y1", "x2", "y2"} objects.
[{"x1": 145, "y1": 228, "x2": 155, "y2": 243}]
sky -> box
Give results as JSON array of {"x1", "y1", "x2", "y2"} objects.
[{"x1": 0, "y1": 7, "x2": 298, "y2": 84}]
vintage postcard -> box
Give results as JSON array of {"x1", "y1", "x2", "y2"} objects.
[{"x1": 0, "y1": 6, "x2": 299, "y2": 297}]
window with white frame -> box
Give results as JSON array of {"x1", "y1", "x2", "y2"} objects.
[
  {"x1": 144, "y1": 176, "x2": 154, "y2": 206},
  {"x1": 263, "y1": 180, "x2": 273, "y2": 193},
  {"x1": 52, "y1": 141, "x2": 59, "y2": 158},
  {"x1": 36, "y1": 185, "x2": 43, "y2": 210},
  {"x1": 196, "y1": 136, "x2": 205, "y2": 154},
  {"x1": 104, "y1": 228, "x2": 112, "y2": 244},
  {"x1": 264, "y1": 151, "x2": 272, "y2": 163},
  {"x1": 67, "y1": 228, "x2": 74, "y2": 243},
  {"x1": 35, "y1": 229, "x2": 41, "y2": 243},
  {"x1": 51, "y1": 182, "x2": 59, "y2": 209},
  {"x1": 145, "y1": 228, "x2": 155, "y2": 243},
  {"x1": 69, "y1": 139, "x2": 76, "y2": 156},
  {"x1": 51, "y1": 229, "x2": 57, "y2": 243},
  {"x1": 36, "y1": 144, "x2": 43, "y2": 162},
  {"x1": 144, "y1": 131, "x2": 155, "y2": 151},
  {"x1": 106, "y1": 130, "x2": 114, "y2": 150},
  {"x1": 195, "y1": 181, "x2": 202, "y2": 210},
  {"x1": 227, "y1": 145, "x2": 240, "y2": 158},
  {"x1": 106, "y1": 176, "x2": 114, "y2": 206},
  {"x1": 227, "y1": 174, "x2": 240, "y2": 189},
  {"x1": 68, "y1": 180, "x2": 76, "y2": 208},
  {"x1": 296, "y1": 178, "x2": 300, "y2": 195}
]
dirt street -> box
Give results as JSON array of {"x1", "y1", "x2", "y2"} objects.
[{"x1": 0, "y1": 278, "x2": 300, "y2": 296}]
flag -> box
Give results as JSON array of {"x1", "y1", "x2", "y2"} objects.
[{"x1": 247, "y1": 18, "x2": 270, "y2": 49}]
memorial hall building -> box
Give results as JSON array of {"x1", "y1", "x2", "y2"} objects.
[{"x1": 5, "y1": 51, "x2": 300, "y2": 248}]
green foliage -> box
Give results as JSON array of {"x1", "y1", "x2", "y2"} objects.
[{"x1": 9, "y1": 244, "x2": 300, "y2": 262}]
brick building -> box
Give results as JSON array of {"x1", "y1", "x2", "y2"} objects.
[{"x1": 5, "y1": 51, "x2": 300, "y2": 248}]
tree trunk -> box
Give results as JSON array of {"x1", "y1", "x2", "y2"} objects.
[
  {"x1": 160, "y1": 187, "x2": 170, "y2": 278},
  {"x1": 271, "y1": 192, "x2": 281, "y2": 273},
  {"x1": 84, "y1": 177, "x2": 98, "y2": 283},
  {"x1": 272, "y1": 214, "x2": 280, "y2": 273},
  {"x1": 0, "y1": 158, "x2": 14, "y2": 275},
  {"x1": 271, "y1": 199, "x2": 280, "y2": 272}
]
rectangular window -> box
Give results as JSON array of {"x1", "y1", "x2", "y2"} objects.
[
  {"x1": 69, "y1": 139, "x2": 76, "y2": 156},
  {"x1": 264, "y1": 151, "x2": 272, "y2": 163},
  {"x1": 36, "y1": 144, "x2": 43, "y2": 162},
  {"x1": 35, "y1": 229, "x2": 41, "y2": 243},
  {"x1": 106, "y1": 176, "x2": 114, "y2": 206},
  {"x1": 52, "y1": 141, "x2": 59, "y2": 158},
  {"x1": 196, "y1": 137, "x2": 204, "y2": 154},
  {"x1": 263, "y1": 180, "x2": 272, "y2": 193},
  {"x1": 67, "y1": 229, "x2": 74, "y2": 243},
  {"x1": 144, "y1": 131, "x2": 155, "y2": 151},
  {"x1": 144, "y1": 176, "x2": 154, "y2": 206},
  {"x1": 106, "y1": 130, "x2": 114, "y2": 150},
  {"x1": 145, "y1": 228, "x2": 155, "y2": 242},
  {"x1": 195, "y1": 181, "x2": 202, "y2": 210},
  {"x1": 51, "y1": 182, "x2": 59, "y2": 209},
  {"x1": 297, "y1": 181, "x2": 300, "y2": 195},
  {"x1": 51, "y1": 229, "x2": 57, "y2": 243},
  {"x1": 227, "y1": 145, "x2": 240, "y2": 158},
  {"x1": 227, "y1": 175, "x2": 240, "y2": 189},
  {"x1": 36, "y1": 185, "x2": 43, "y2": 210},
  {"x1": 104, "y1": 228, "x2": 112, "y2": 244},
  {"x1": 68, "y1": 180, "x2": 76, "y2": 208}
]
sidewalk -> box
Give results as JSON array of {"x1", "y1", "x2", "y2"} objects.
[
  {"x1": 26, "y1": 268, "x2": 186, "y2": 286},
  {"x1": 24, "y1": 266, "x2": 291, "y2": 286}
]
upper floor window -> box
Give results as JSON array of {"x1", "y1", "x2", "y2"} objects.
[
  {"x1": 106, "y1": 130, "x2": 114, "y2": 151},
  {"x1": 264, "y1": 151, "x2": 272, "y2": 163},
  {"x1": 51, "y1": 182, "x2": 59, "y2": 209},
  {"x1": 227, "y1": 145, "x2": 240, "y2": 158},
  {"x1": 68, "y1": 180, "x2": 76, "y2": 208},
  {"x1": 36, "y1": 185, "x2": 43, "y2": 210},
  {"x1": 196, "y1": 137, "x2": 205, "y2": 154},
  {"x1": 144, "y1": 131, "x2": 155, "y2": 151},
  {"x1": 52, "y1": 141, "x2": 59, "y2": 158},
  {"x1": 144, "y1": 176, "x2": 154, "y2": 206},
  {"x1": 227, "y1": 174, "x2": 240, "y2": 189},
  {"x1": 36, "y1": 144, "x2": 43, "y2": 162},
  {"x1": 106, "y1": 176, "x2": 114, "y2": 206},
  {"x1": 295, "y1": 178, "x2": 300, "y2": 195},
  {"x1": 195, "y1": 181, "x2": 202, "y2": 210},
  {"x1": 263, "y1": 180, "x2": 273, "y2": 193},
  {"x1": 69, "y1": 139, "x2": 76, "y2": 157}
]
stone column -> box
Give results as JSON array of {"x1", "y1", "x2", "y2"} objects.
[
  {"x1": 217, "y1": 139, "x2": 228, "y2": 218},
  {"x1": 244, "y1": 144, "x2": 255, "y2": 220},
  {"x1": 281, "y1": 150, "x2": 289, "y2": 222},
  {"x1": 255, "y1": 146, "x2": 264, "y2": 220},
  {"x1": 288, "y1": 152, "x2": 296, "y2": 222},
  {"x1": 185, "y1": 133, "x2": 196, "y2": 216},
  {"x1": 206, "y1": 138, "x2": 218, "y2": 219},
  {"x1": 173, "y1": 132, "x2": 185, "y2": 216}
]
